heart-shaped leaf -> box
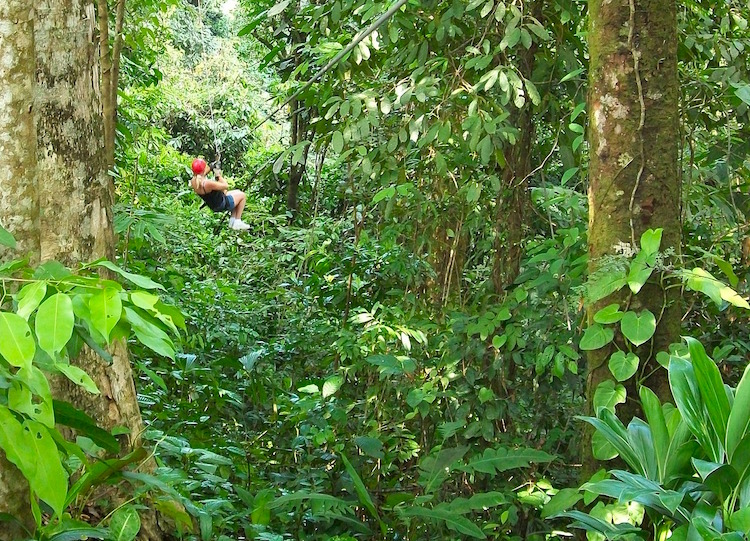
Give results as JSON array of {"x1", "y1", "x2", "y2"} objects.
[
  {"x1": 579, "y1": 324, "x2": 615, "y2": 351},
  {"x1": 593, "y1": 304, "x2": 623, "y2": 324},
  {"x1": 608, "y1": 351, "x2": 640, "y2": 381},
  {"x1": 620, "y1": 310, "x2": 656, "y2": 347},
  {"x1": 593, "y1": 379, "x2": 626, "y2": 411},
  {"x1": 640, "y1": 228, "x2": 663, "y2": 255}
]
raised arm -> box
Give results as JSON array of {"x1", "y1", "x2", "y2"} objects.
[{"x1": 201, "y1": 177, "x2": 229, "y2": 192}]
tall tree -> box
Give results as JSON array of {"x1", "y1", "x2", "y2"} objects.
[
  {"x1": 0, "y1": 3, "x2": 39, "y2": 536},
  {"x1": 0, "y1": 1, "x2": 158, "y2": 535},
  {"x1": 584, "y1": 0, "x2": 680, "y2": 469},
  {"x1": 34, "y1": 0, "x2": 148, "y2": 450}
]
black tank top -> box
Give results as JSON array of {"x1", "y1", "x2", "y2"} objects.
[{"x1": 199, "y1": 190, "x2": 225, "y2": 211}]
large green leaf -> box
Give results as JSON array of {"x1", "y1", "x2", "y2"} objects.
[
  {"x1": 727, "y1": 364, "x2": 750, "y2": 461},
  {"x1": 639, "y1": 387, "x2": 669, "y2": 483},
  {"x1": 401, "y1": 506, "x2": 485, "y2": 539},
  {"x1": 608, "y1": 351, "x2": 639, "y2": 381},
  {"x1": 93, "y1": 260, "x2": 164, "y2": 290},
  {"x1": 55, "y1": 363, "x2": 100, "y2": 395},
  {"x1": 322, "y1": 375, "x2": 343, "y2": 398},
  {"x1": 626, "y1": 419, "x2": 658, "y2": 481},
  {"x1": 728, "y1": 507, "x2": 750, "y2": 535},
  {"x1": 592, "y1": 431, "x2": 619, "y2": 461},
  {"x1": 542, "y1": 488, "x2": 583, "y2": 519},
  {"x1": 587, "y1": 271, "x2": 627, "y2": 303},
  {"x1": 593, "y1": 380, "x2": 626, "y2": 411},
  {"x1": 341, "y1": 454, "x2": 384, "y2": 533},
  {"x1": 620, "y1": 310, "x2": 656, "y2": 347},
  {"x1": 555, "y1": 510, "x2": 641, "y2": 538},
  {"x1": 0, "y1": 224, "x2": 16, "y2": 248},
  {"x1": 16, "y1": 282, "x2": 47, "y2": 321},
  {"x1": 247, "y1": 488, "x2": 273, "y2": 525},
  {"x1": 36, "y1": 293, "x2": 74, "y2": 358},
  {"x1": 627, "y1": 249, "x2": 657, "y2": 294},
  {"x1": 418, "y1": 446, "x2": 468, "y2": 492},
  {"x1": 693, "y1": 458, "x2": 738, "y2": 502},
  {"x1": 686, "y1": 337, "x2": 730, "y2": 457},
  {"x1": 53, "y1": 400, "x2": 119, "y2": 453},
  {"x1": 579, "y1": 324, "x2": 615, "y2": 351},
  {"x1": 10, "y1": 366, "x2": 55, "y2": 427},
  {"x1": 728, "y1": 434, "x2": 750, "y2": 487},
  {"x1": 0, "y1": 312, "x2": 35, "y2": 369},
  {"x1": 354, "y1": 436, "x2": 384, "y2": 459},
  {"x1": 593, "y1": 304, "x2": 623, "y2": 324},
  {"x1": 22, "y1": 420, "x2": 69, "y2": 517},
  {"x1": 460, "y1": 447, "x2": 554, "y2": 476},
  {"x1": 123, "y1": 307, "x2": 174, "y2": 359},
  {"x1": 68, "y1": 449, "x2": 149, "y2": 508},
  {"x1": 580, "y1": 410, "x2": 641, "y2": 475},
  {"x1": 684, "y1": 268, "x2": 723, "y2": 306},
  {"x1": 640, "y1": 229, "x2": 663, "y2": 255},
  {"x1": 0, "y1": 404, "x2": 36, "y2": 476},
  {"x1": 669, "y1": 357, "x2": 722, "y2": 462},
  {"x1": 47, "y1": 529, "x2": 108, "y2": 541},
  {"x1": 109, "y1": 505, "x2": 141, "y2": 541},
  {"x1": 89, "y1": 288, "x2": 122, "y2": 340},
  {"x1": 720, "y1": 285, "x2": 750, "y2": 309}
]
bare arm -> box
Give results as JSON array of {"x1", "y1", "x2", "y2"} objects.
[{"x1": 201, "y1": 177, "x2": 229, "y2": 192}]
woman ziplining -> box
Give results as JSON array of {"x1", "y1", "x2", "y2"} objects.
[{"x1": 190, "y1": 158, "x2": 250, "y2": 230}]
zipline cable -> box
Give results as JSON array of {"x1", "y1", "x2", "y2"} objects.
[
  {"x1": 251, "y1": 0, "x2": 410, "y2": 132},
  {"x1": 197, "y1": 0, "x2": 223, "y2": 165}
]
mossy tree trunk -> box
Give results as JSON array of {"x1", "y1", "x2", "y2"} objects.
[{"x1": 584, "y1": 0, "x2": 680, "y2": 474}]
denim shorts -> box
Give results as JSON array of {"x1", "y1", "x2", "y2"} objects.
[{"x1": 224, "y1": 194, "x2": 235, "y2": 211}]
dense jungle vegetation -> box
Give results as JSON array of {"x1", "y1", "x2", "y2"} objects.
[{"x1": 1, "y1": 0, "x2": 750, "y2": 540}]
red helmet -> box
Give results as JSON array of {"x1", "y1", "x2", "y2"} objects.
[{"x1": 191, "y1": 158, "x2": 207, "y2": 175}]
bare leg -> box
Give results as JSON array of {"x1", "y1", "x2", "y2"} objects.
[{"x1": 228, "y1": 190, "x2": 246, "y2": 220}]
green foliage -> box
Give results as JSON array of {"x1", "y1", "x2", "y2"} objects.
[
  {"x1": 0, "y1": 225, "x2": 183, "y2": 538},
  {"x1": 98, "y1": 1, "x2": 750, "y2": 540},
  {"x1": 556, "y1": 339, "x2": 750, "y2": 540},
  {"x1": 582, "y1": 229, "x2": 749, "y2": 425}
]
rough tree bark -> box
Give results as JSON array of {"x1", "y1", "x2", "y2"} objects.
[
  {"x1": 0, "y1": 1, "x2": 159, "y2": 537},
  {"x1": 0, "y1": 3, "x2": 39, "y2": 536},
  {"x1": 584, "y1": 0, "x2": 680, "y2": 473}
]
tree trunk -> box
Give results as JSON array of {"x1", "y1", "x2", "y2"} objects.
[
  {"x1": 0, "y1": 2, "x2": 159, "y2": 537},
  {"x1": 0, "y1": 3, "x2": 39, "y2": 535},
  {"x1": 492, "y1": 2, "x2": 539, "y2": 294},
  {"x1": 98, "y1": 0, "x2": 126, "y2": 169},
  {"x1": 492, "y1": 110, "x2": 533, "y2": 293},
  {"x1": 584, "y1": 0, "x2": 680, "y2": 474}
]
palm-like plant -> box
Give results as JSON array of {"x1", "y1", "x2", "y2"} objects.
[{"x1": 556, "y1": 337, "x2": 750, "y2": 540}]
